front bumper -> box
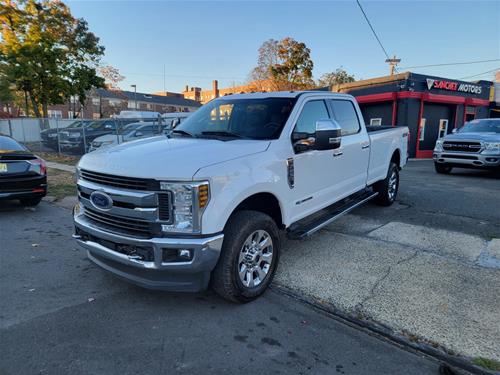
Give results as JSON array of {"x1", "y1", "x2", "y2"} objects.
[
  {"x1": 433, "y1": 151, "x2": 500, "y2": 169},
  {"x1": 73, "y1": 208, "x2": 224, "y2": 292}
]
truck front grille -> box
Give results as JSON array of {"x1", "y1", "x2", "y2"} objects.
[
  {"x1": 442, "y1": 141, "x2": 481, "y2": 153},
  {"x1": 83, "y1": 207, "x2": 158, "y2": 238},
  {"x1": 80, "y1": 169, "x2": 159, "y2": 191}
]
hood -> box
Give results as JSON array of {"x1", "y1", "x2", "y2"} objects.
[
  {"x1": 444, "y1": 132, "x2": 500, "y2": 143},
  {"x1": 93, "y1": 134, "x2": 123, "y2": 143},
  {"x1": 78, "y1": 136, "x2": 270, "y2": 180}
]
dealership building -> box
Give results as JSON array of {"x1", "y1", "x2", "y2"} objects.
[{"x1": 333, "y1": 72, "x2": 493, "y2": 158}]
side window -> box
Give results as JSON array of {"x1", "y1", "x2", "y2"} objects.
[
  {"x1": 294, "y1": 100, "x2": 329, "y2": 135},
  {"x1": 329, "y1": 100, "x2": 361, "y2": 136}
]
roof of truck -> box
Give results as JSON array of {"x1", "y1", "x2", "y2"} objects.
[{"x1": 216, "y1": 91, "x2": 353, "y2": 100}]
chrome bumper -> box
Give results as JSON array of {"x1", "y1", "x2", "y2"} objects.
[
  {"x1": 73, "y1": 208, "x2": 224, "y2": 292},
  {"x1": 433, "y1": 152, "x2": 500, "y2": 168}
]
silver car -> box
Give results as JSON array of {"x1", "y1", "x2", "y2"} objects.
[{"x1": 89, "y1": 122, "x2": 167, "y2": 151}]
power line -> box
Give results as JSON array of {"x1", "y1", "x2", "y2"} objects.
[
  {"x1": 459, "y1": 68, "x2": 499, "y2": 80},
  {"x1": 356, "y1": 0, "x2": 395, "y2": 71},
  {"x1": 401, "y1": 59, "x2": 500, "y2": 69}
]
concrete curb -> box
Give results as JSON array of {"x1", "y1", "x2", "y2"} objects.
[{"x1": 271, "y1": 283, "x2": 498, "y2": 375}]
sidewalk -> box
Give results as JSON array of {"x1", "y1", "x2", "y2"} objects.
[
  {"x1": 275, "y1": 214, "x2": 500, "y2": 362},
  {"x1": 46, "y1": 161, "x2": 76, "y2": 173}
]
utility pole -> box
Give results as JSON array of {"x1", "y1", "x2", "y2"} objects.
[
  {"x1": 385, "y1": 55, "x2": 401, "y2": 75},
  {"x1": 131, "y1": 84, "x2": 137, "y2": 110}
]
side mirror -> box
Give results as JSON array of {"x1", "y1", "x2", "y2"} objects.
[
  {"x1": 314, "y1": 119, "x2": 342, "y2": 150},
  {"x1": 135, "y1": 131, "x2": 143, "y2": 137},
  {"x1": 452, "y1": 128, "x2": 457, "y2": 134}
]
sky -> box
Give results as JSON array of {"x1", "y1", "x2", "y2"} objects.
[{"x1": 66, "y1": 0, "x2": 500, "y2": 94}]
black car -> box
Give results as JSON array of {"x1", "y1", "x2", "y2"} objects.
[
  {"x1": 58, "y1": 119, "x2": 139, "y2": 154},
  {"x1": 0, "y1": 135, "x2": 47, "y2": 206},
  {"x1": 40, "y1": 120, "x2": 92, "y2": 150}
]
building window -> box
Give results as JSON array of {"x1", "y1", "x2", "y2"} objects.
[
  {"x1": 128, "y1": 100, "x2": 137, "y2": 109},
  {"x1": 419, "y1": 118, "x2": 426, "y2": 141},
  {"x1": 438, "y1": 119, "x2": 449, "y2": 138},
  {"x1": 92, "y1": 97, "x2": 100, "y2": 105},
  {"x1": 48, "y1": 110, "x2": 62, "y2": 118},
  {"x1": 370, "y1": 118, "x2": 382, "y2": 126},
  {"x1": 93, "y1": 113, "x2": 101, "y2": 119},
  {"x1": 108, "y1": 99, "x2": 122, "y2": 106}
]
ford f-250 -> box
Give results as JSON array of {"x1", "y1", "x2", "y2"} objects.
[
  {"x1": 72, "y1": 91, "x2": 408, "y2": 303},
  {"x1": 433, "y1": 118, "x2": 500, "y2": 173}
]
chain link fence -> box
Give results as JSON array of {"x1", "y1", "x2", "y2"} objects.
[{"x1": 0, "y1": 116, "x2": 184, "y2": 157}]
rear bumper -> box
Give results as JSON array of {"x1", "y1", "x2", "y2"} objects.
[
  {"x1": 0, "y1": 175, "x2": 47, "y2": 200},
  {"x1": 73, "y1": 207, "x2": 224, "y2": 292},
  {"x1": 433, "y1": 152, "x2": 500, "y2": 169}
]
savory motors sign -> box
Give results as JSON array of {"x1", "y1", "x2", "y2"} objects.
[{"x1": 426, "y1": 78, "x2": 482, "y2": 94}]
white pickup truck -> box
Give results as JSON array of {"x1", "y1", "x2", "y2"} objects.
[{"x1": 73, "y1": 91, "x2": 408, "y2": 302}]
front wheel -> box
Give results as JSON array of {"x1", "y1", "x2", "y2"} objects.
[
  {"x1": 434, "y1": 163, "x2": 452, "y2": 174},
  {"x1": 374, "y1": 162, "x2": 399, "y2": 206},
  {"x1": 212, "y1": 210, "x2": 280, "y2": 303}
]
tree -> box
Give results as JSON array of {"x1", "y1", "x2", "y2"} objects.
[
  {"x1": 270, "y1": 37, "x2": 314, "y2": 90},
  {"x1": 249, "y1": 39, "x2": 279, "y2": 86},
  {"x1": 249, "y1": 37, "x2": 314, "y2": 91},
  {"x1": 0, "y1": 0, "x2": 105, "y2": 122},
  {"x1": 98, "y1": 65, "x2": 125, "y2": 90},
  {"x1": 317, "y1": 68, "x2": 355, "y2": 88}
]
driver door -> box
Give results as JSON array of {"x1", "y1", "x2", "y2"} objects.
[{"x1": 288, "y1": 99, "x2": 340, "y2": 223}]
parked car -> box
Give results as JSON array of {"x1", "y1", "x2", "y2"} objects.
[
  {"x1": 0, "y1": 135, "x2": 47, "y2": 206},
  {"x1": 73, "y1": 91, "x2": 408, "y2": 302},
  {"x1": 161, "y1": 112, "x2": 192, "y2": 129},
  {"x1": 433, "y1": 118, "x2": 500, "y2": 173},
  {"x1": 89, "y1": 122, "x2": 168, "y2": 151},
  {"x1": 59, "y1": 119, "x2": 119, "y2": 153},
  {"x1": 40, "y1": 120, "x2": 92, "y2": 150}
]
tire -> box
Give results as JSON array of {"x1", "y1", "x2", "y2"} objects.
[
  {"x1": 434, "y1": 163, "x2": 452, "y2": 174},
  {"x1": 19, "y1": 197, "x2": 42, "y2": 207},
  {"x1": 374, "y1": 162, "x2": 399, "y2": 207},
  {"x1": 212, "y1": 210, "x2": 280, "y2": 303}
]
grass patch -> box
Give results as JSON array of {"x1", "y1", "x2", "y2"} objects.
[
  {"x1": 47, "y1": 167, "x2": 76, "y2": 200},
  {"x1": 37, "y1": 151, "x2": 80, "y2": 166},
  {"x1": 472, "y1": 357, "x2": 500, "y2": 371}
]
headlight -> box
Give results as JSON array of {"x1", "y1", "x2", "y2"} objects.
[
  {"x1": 160, "y1": 181, "x2": 210, "y2": 234},
  {"x1": 74, "y1": 167, "x2": 80, "y2": 183},
  {"x1": 434, "y1": 139, "x2": 443, "y2": 152},
  {"x1": 483, "y1": 142, "x2": 500, "y2": 153},
  {"x1": 69, "y1": 132, "x2": 81, "y2": 137},
  {"x1": 48, "y1": 134, "x2": 58, "y2": 138}
]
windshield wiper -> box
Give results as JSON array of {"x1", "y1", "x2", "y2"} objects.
[
  {"x1": 170, "y1": 129, "x2": 195, "y2": 138},
  {"x1": 200, "y1": 131, "x2": 245, "y2": 139}
]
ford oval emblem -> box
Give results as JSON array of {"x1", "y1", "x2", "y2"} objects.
[{"x1": 89, "y1": 191, "x2": 113, "y2": 211}]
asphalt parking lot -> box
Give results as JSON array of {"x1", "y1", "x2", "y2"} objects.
[{"x1": 0, "y1": 161, "x2": 499, "y2": 374}]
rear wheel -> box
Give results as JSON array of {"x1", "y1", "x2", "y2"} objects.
[
  {"x1": 434, "y1": 163, "x2": 452, "y2": 174},
  {"x1": 19, "y1": 197, "x2": 42, "y2": 207},
  {"x1": 212, "y1": 210, "x2": 280, "y2": 303},
  {"x1": 374, "y1": 162, "x2": 399, "y2": 206}
]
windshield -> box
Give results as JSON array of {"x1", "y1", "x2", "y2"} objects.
[
  {"x1": 67, "y1": 120, "x2": 90, "y2": 129},
  {"x1": 459, "y1": 119, "x2": 500, "y2": 133},
  {"x1": 118, "y1": 123, "x2": 143, "y2": 134},
  {"x1": 175, "y1": 98, "x2": 296, "y2": 140}
]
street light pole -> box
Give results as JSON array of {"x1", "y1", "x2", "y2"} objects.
[{"x1": 131, "y1": 84, "x2": 137, "y2": 110}]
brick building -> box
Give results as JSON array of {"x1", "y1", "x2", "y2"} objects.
[
  {"x1": 46, "y1": 89, "x2": 201, "y2": 119},
  {"x1": 182, "y1": 80, "x2": 274, "y2": 104}
]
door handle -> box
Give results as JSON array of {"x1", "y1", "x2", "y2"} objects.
[
  {"x1": 361, "y1": 143, "x2": 370, "y2": 149},
  {"x1": 333, "y1": 150, "x2": 343, "y2": 157}
]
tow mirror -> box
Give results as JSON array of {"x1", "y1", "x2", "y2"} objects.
[{"x1": 314, "y1": 119, "x2": 342, "y2": 150}]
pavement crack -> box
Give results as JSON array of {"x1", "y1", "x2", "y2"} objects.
[{"x1": 354, "y1": 250, "x2": 419, "y2": 314}]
